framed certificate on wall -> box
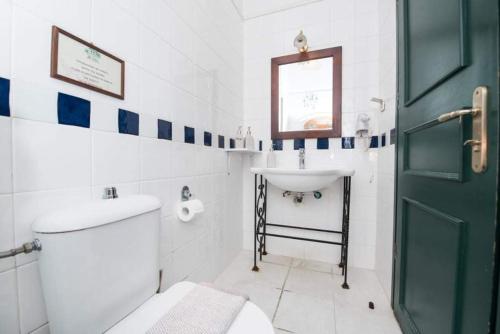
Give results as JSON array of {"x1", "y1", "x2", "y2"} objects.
[{"x1": 50, "y1": 26, "x2": 125, "y2": 99}]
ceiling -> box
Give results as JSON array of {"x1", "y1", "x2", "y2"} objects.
[{"x1": 232, "y1": 0, "x2": 322, "y2": 20}]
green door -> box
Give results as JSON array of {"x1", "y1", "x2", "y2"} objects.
[{"x1": 394, "y1": 0, "x2": 499, "y2": 333}]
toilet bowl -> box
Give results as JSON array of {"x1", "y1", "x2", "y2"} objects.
[
  {"x1": 107, "y1": 281, "x2": 273, "y2": 333},
  {"x1": 32, "y1": 195, "x2": 273, "y2": 334}
]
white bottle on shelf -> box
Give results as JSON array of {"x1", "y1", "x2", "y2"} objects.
[
  {"x1": 244, "y1": 127, "x2": 255, "y2": 150},
  {"x1": 267, "y1": 148, "x2": 276, "y2": 168},
  {"x1": 235, "y1": 126, "x2": 244, "y2": 148}
]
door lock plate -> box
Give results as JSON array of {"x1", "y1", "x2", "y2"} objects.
[
  {"x1": 469, "y1": 86, "x2": 488, "y2": 173},
  {"x1": 437, "y1": 86, "x2": 488, "y2": 173}
]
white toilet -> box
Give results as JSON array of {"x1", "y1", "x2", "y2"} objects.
[{"x1": 32, "y1": 195, "x2": 274, "y2": 334}]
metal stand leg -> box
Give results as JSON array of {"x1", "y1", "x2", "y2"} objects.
[
  {"x1": 342, "y1": 176, "x2": 351, "y2": 289},
  {"x1": 262, "y1": 179, "x2": 268, "y2": 256},
  {"x1": 252, "y1": 174, "x2": 259, "y2": 272},
  {"x1": 252, "y1": 175, "x2": 267, "y2": 271},
  {"x1": 259, "y1": 176, "x2": 263, "y2": 261},
  {"x1": 339, "y1": 178, "x2": 347, "y2": 272}
]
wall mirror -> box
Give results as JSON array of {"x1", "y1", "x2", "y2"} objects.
[{"x1": 271, "y1": 47, "x2": 342, "y2": 139}]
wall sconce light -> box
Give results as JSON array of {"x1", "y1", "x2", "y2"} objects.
[
  {"x1": 294, "y1": 30, "x2": 308, "y2": 53},
  {"x1": 370, "y1": 97, "x2": 385, "y2": 112}
]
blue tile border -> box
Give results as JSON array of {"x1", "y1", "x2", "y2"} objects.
[
  {"x1": 158, "y1": 119, "x2": 172, "y2": 140},
  {"x1": 184, "y1": 126, "x2": 195, "y2": 144},
  {"x1": 390, "y1": 128, "x2": 396, "y2": 145},
  {"x1": 57, "y1": 93, "x2": 91, "y2": 128},
  {"x1": 0, "y1": 75, "x2": 399, "y2": 152},
  {"x1": 272, "y1": 139, "x2": 283, "y2": 151},
  {"x1": 342, "y1": 137, "x2": 355, "y2": 149},
  {"x1": 0, "y1": 77, "x2": 10, "y2": 117},
  {"x1": 293, "y1": 138, "x2": 305, "y2": 150},
  {"x1": 204, "y1": 131, "x2": 212, "y2": 146},
  {"x1": 118, "y1": 109, "x2": 139, "y2": 135},
  {"x1": 1, "y1": 77, "x2": 398, "y2": 153},
  {"x1": 317, "y1": 138, "x2": 329, "y2": 150}
]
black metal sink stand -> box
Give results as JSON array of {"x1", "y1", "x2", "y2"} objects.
[{"x1": 251, "y1": 174, "x2": 352, "y2": 289}]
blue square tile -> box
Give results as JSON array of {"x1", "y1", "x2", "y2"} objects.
[
  {"x1": 229, "y1": 138, "x2": 235, "y2": 149},
  {"x1": 57, "y1": 93, "x2": 91, "y2": 128},
  {"x1": 390, "y1": 128, "x2": 396, "y2": 145},
  {"x1": 204, "y1": 131, "x2": 212, "y2": 146},
  {"x1": 118, "y1": 109, "x2": 139, "y2": 135},
  {"x1": 259, "y1": 140, "x2": 263, "y2": 151},
  {"x1": 0, "y1": 77, "x2": 10, "y2": 117},
  {"x1": 370, "y1": 136, "x2": 379, "y2": 148},
  {"x1": 294, "y1": 138, "x2": 305, "y2": 150},
  {"x1": 272, "y1": 139, "x2": 283, "y2": 151},
  {"x1": 184, "y1": 126, "x2": 195, "y2": 144},
  {"x1": 341, "y1": 137, "x2": 355, "y2": 149},
  {"x1": 381, "y1": 133, "x2": 386, "y2": 147},
  {"x1": 317, "y1": 138, "x2": 329, "y2": 150},
  {"x1": 218, "y1": 135, "x2": 225, "y2": 148},
  {"x1": 158, "y1": 119, "x2": 172, "y2": 140}
]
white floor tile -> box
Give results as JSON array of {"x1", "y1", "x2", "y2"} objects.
[
  {"x1": 292, "y1": 258, "x2": 333, "y2": 274},
  {"x1": 214, "y1": 251, "x2": 401, "y2": 334},
  {"x1": 284, "y1": 268, "x2": 336, "y2": 301},
  {"x1": 274, "y1": 291, "x2": 336, "y2": 334},
  {"x1": 30, "y1": 323, "x2": 50, "y2": 334},
  {"x1": 334, "y1": 303, "x2": 401, "y2": 334},
  {"x1": 215, "y1": 251, "x2": 289, "y2": 290}
]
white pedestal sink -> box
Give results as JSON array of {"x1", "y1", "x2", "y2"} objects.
[{"x1": 250, "y1": 167, "x2": 355, "y2": 192}]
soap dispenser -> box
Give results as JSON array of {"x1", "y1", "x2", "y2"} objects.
[
  {"x1": 235, "y1": 126, "x2": 244, "y2": 148},
  {"x1": 244, "y1": 127, "x2": 255, "y2": 150},
  {"x1": 267, "y1": 147, "x2": 276, "y2": 168}
]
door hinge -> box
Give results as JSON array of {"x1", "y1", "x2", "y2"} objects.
[{"x1": 393, "y1": 242, "x2": 398, "y2": 258}]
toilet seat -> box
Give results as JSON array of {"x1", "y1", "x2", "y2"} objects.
[{"x1": 107, "y1": 281, "x2": 274, "y2": 334}]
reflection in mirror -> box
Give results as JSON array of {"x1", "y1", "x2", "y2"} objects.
[{"x1": 279, "y1": 57, "x2": 333, "y2": 132}]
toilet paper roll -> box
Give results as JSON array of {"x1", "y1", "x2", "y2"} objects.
[{"x1": 176, "y1": 199, "x2": 204, "y2": 222}]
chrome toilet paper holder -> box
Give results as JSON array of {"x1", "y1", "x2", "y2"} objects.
[{"x1": 181, "y1": 186, "x2": 192, "y2": 201}]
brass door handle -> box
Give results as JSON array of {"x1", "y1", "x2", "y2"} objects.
[
  {"x1": 437, "y1": 108, "x2": 479, "y2": 122},
  {"x1": 437, "y1": 87, "x2": 488, "y2": 173}
]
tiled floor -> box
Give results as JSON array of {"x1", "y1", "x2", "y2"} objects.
[{"x1": 214, "y1": 251, "x2": 402, "y2": 334}]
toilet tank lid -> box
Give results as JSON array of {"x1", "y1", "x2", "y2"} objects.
[{"x1": 32, "y1": 195, "x2": 161, "y2": 233}]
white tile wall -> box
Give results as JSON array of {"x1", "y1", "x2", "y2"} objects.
[
  {"x1": 0, "y1": 269, "x2": 20, "y2": 334},
  {"x1": 0, "y1": 117, "x2": 13, "y2": 194},
  {"x1": 242, "y1": 0, "x2": 382, "y2": 270},
  {"x1": 375, "y1": 0, "x2": 397, "y2": 300},
  {"x1": 0, "y1": 195, "x2": 15, "y2": 272},
  {"x1": 0, "y1": 0, "x2": 244, "y2": 332},
  {"x1": 0, "y1": 0, "x2": 12, "y2": 79},
  {"x1": 12, "y1": 119, "x2": 92, "y2": 193},
  {"x1": 16, "y1": 262, "x2": 47, "y2": 334}
]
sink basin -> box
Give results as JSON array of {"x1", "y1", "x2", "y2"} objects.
[{"x1": 250, "y1": 167, "x2": 355, "y2": 192}]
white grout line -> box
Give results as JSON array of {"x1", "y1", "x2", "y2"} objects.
[
  {"x1": 271, "y1": 259, "x2": 293, "y2": 323},
  {"x1": 231, "y1": 0, "x2": 325, "y2": 21},
  {"x1": 229, "y1": 0, "x2": 244, "y2": 21}
]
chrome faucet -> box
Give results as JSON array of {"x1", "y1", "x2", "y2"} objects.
[{"x1": 299, "y1": 148, "x2": 305, "y2": 169}]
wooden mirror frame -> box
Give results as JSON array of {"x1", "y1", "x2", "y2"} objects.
[{"x1": 271, "y1": 47, "x2": 342, "y2": 140}]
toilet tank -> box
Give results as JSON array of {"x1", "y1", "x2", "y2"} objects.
[{"x1": 32, "y1": 195, "x2": 162, "y2": 334}]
